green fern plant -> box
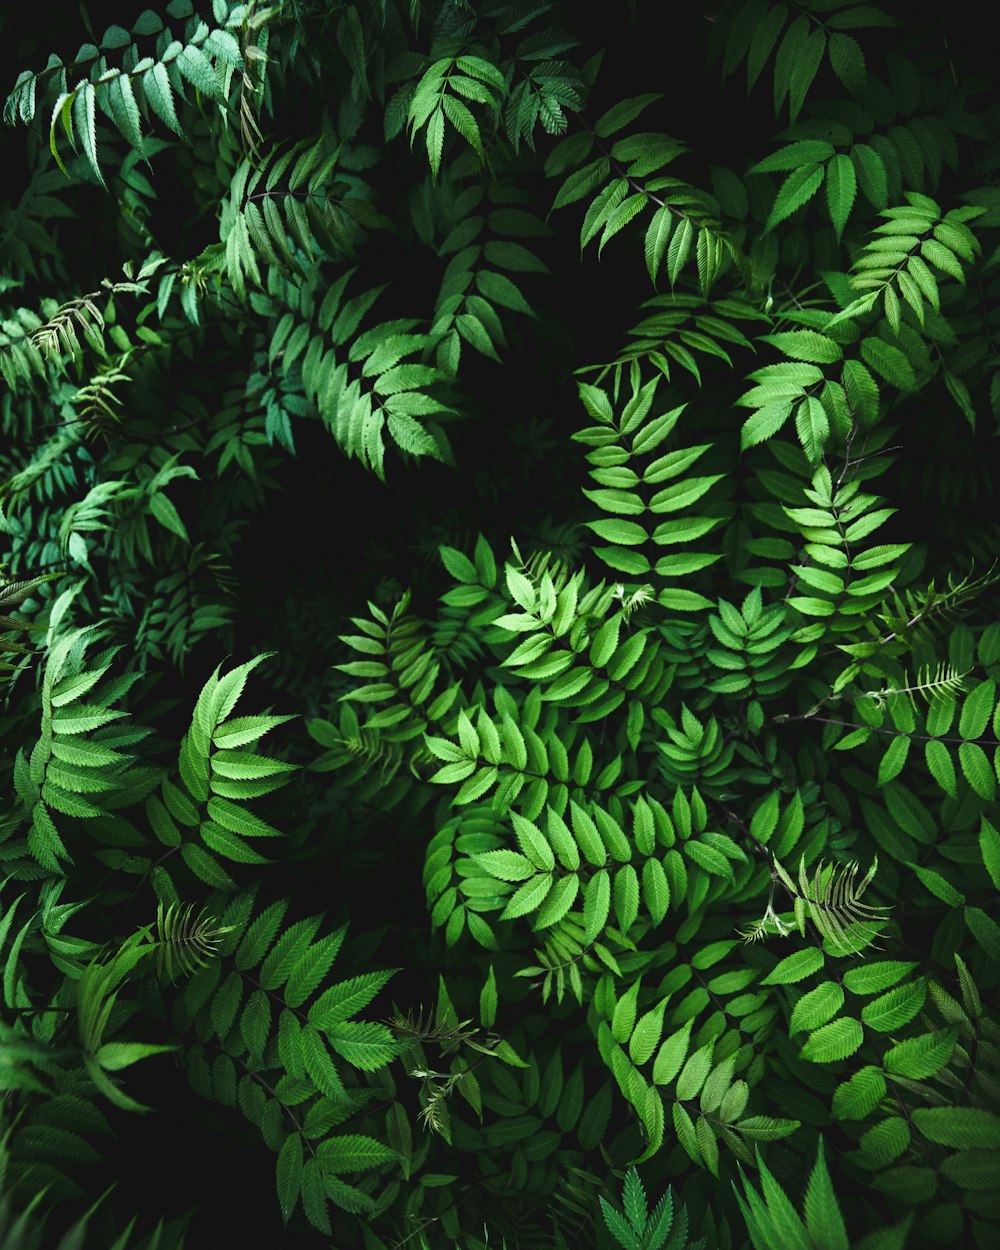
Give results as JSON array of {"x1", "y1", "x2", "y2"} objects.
[
  {"x1": 737, "y1": 854, "x2": 891, "y2": 955},
  {"x1": 2, "y1": 0, "x2": 1000, "y2": 1247},
  {"x1": 598, "y1": 1164, "x2": 701, "y2": 1250},
  {"x1": 735, "y1": 1138, "x2": 911, "y2": 1250},
  {"x1": 153, "y1": 900, "x2": 235, "y2": 983}
]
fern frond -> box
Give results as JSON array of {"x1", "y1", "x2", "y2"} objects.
[
  {"x1": 797, "y1": 856, "x2": 890, "y2": 954},
  {"x1": 0, "y1": 279, "x2": 146, "y2": 386},
  {"x1": 518, "y1": 542, "x2": 574, "y2": 597},
  {"x1": 154, "y1": 901, "x2": 235, "y2": 983},
  {"x1": 875, "y1": 559, "x2": 1000, "y2": 647},
  {"x1": 862, "y1": 660, "x2": 972, "y2": 711},
  {"x1": 340, "y1": 729, "x2": 406, "y2": 784},
  {"x1": 4, "y1": 7, "x2": 245, "y2": 183},
  {"x1": 382, "y1": 1005, "x2": 480, "y2": 1049},
  {"x1": 0, "y1": 567, "x2": 64, "y2": 683},
  {"x1": 239, "y1": 3, "x2": 279, "y2": 164},
  {"x1": 736, "y1": 909, "x2": 793, "y2": 944}
]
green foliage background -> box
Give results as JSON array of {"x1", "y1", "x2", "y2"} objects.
[{"x1": 1, "y1": 1, "x2": 999, "y2": 1247}]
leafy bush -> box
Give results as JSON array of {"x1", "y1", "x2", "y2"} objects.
[{"x1": 1, "y1": 1, "x2": 999, "y2": 1248}]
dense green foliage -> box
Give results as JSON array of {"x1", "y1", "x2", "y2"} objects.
[{"x1": 2, "y1": 1, "x2": 1000, "y2": 1247}]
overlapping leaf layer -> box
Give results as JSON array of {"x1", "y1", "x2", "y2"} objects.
[{"x1": 1, "y1": 2, "x2": 999, "y2": 1249}]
